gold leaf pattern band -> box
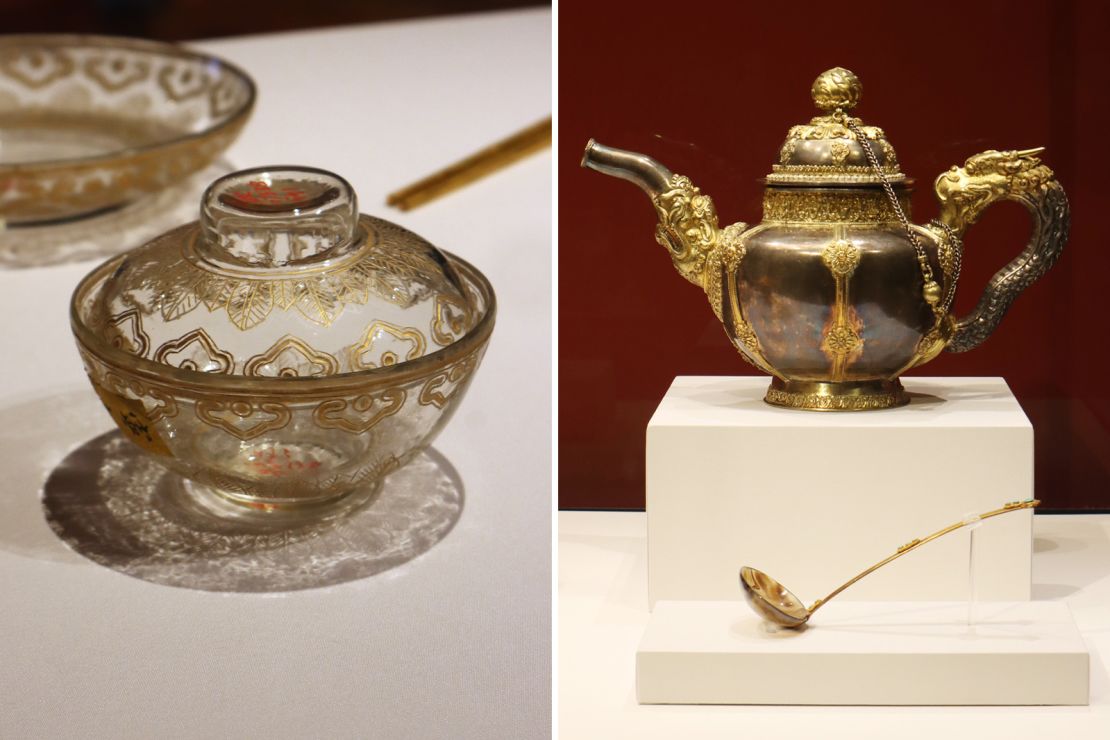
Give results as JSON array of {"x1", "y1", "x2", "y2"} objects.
[{"x1": 763, "y1": 188, "x2": 912, "y2": 224}]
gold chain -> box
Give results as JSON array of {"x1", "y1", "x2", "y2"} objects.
[
  {"x1": 934, "y1": 218, "x2": 962, "y2": 315},
  {"x1": 842, "y1": 115, "x2": 960, "y2": 315}
]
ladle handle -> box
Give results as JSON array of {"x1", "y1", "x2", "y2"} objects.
[{"x1": 807, "y1": 499, "x2": 1038, "y2": 615}]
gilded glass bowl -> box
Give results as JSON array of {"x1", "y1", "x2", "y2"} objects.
[
  {"x1": 70, "y1": 166, "x2": 495, "y2": 519},
  {"x1": 0, "y1": 35, "x2": 254, "y2": 225}
]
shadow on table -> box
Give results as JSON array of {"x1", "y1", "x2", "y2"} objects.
[{"x1": 0, "y1": 391, "x2": 465, "y2": 592}]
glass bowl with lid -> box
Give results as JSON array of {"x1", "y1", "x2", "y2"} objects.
[{"x1": 70, "y1": 166, "x2": 495, "y2": 520}]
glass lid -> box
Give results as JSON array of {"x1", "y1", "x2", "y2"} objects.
[
  {"x1": 83, "y1": 166, "x2": 479, "y2": 377},
  {"x1": 767, "y1": 67, "x2": 906, "y2": 186}
]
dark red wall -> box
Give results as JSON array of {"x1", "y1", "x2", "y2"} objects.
[{"x1": 559, "y1": 0, "x2": 1110, "y2": 510}]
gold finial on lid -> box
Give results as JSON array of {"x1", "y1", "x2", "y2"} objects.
[{"x1": 812, "y1": 67, "x2": 862, "y2": 113}]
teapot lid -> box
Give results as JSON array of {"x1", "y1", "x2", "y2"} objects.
[
  {"x1": 767, "y1": 67, "x2": 905, "y2": 186},
  {"x1": 82, "y1": 166, "x2": 479, "y2": 377}
]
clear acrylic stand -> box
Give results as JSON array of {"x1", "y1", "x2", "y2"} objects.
[{"x1": 964, "y1": 511, "x2": 984, "y2": 626}]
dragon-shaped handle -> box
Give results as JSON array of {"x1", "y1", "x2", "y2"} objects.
[{"x1": 934, "y1": 148, "x2": 1069, "y2": 353}]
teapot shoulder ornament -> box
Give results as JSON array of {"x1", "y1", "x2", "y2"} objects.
[{"x1": 582, "y1": 67, "x2": 1069, "y2": 411}]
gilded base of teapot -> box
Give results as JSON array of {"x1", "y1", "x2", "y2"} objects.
[{"x1": 764, "y1": 378, "x2": 908, "y2": 411}]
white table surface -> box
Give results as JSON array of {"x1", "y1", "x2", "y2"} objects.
[
  {"x1": 559, "y1": 511, "x2": 1110, "y2": 739},
  {"x1": 0, "y1": 10, "x2": 551, "y2": 739}
]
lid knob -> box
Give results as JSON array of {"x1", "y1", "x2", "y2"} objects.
[
  {"x1": 811, "y1": 67, "x2": 861, "y2": 114},
  {"x1": 200, "y1": 166, "x2": 359, "y2": 268}
]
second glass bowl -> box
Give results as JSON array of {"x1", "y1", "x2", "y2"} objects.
[{"x1": 0, "y1": 35, "x2": 255, "y2": 224}]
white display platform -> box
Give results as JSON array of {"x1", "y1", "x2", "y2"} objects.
[
  {"x1": 636, "y1": 600, "x2": 1089, "y2": 706},
  {"x1": 561, "y1": 511, "x2": 1110, "y2": 738},
  {"x1": 646, "y1": 376, "x2": 1033, "y2": 607}
]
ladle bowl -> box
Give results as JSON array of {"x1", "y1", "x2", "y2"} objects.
[{"x1": 739, "y1": 566, "x2": 811, "y2": 628}]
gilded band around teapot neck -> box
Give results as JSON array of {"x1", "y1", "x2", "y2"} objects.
[{"x1": 582, "y1": 67, "x2": 1069, "y2": 411}]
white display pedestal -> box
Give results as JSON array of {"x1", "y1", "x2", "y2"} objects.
[
  {"x1": 645, "y1": 377, "x2": 1033, "y2": 607},
  {"x1": 636, "y1": 600, "x2": 1089, "y2": 705}
]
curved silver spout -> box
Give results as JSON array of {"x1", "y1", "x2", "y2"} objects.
[
  {"x1": 580, "y1": 137, "x2": 726, "y2": 292},
  {"x1": 581, "y1": 139, "x2": 673, "y2": 195}
]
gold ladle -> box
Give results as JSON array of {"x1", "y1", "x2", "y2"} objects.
[{"x1": 739, "y1": 499, "x2": 1039, "y2": 628}]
